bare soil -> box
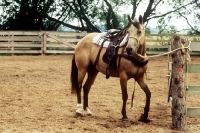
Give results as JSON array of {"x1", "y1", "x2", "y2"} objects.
[{"x1": 0, "y1": 55, "x2": 200, "y2": 133}]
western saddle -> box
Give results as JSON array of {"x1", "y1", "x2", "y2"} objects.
[{"x1": 94, "y1": 29, "x2": 128, "y2": 79}]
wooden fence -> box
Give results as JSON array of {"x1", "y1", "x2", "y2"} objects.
[
  {"x1": 0, "y1": 31, "x2": 200, "y2": 55},
  {"x1": 0, "y1": 31, "x2": 87, "y2": 55}
]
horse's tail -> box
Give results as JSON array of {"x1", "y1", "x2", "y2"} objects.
[{"x1": 71, "y1": 55, "x2": 78, "y2": 94}]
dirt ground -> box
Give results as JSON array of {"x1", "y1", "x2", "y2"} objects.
[{"x1": 0, "y1": 55, "x2": 200, "y2": 133}]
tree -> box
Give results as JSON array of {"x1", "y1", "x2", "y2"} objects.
[
  {"x1": 47, "y1": 0, "x2": 101, "y2": 32},
  {"x1": 148, "y1": 0, "x2": 199, "y2": 34},
  {"x1": 178, "y1": 0, "x2": 200, "y2": 34},
  {"x1": 47, "y1": 0, "x2": 198, "y2": 33},
  {"x1": 128, "y1": 0, "x2": 197, "y2": 34},
  {"x1": 0, "y1": 0, "x2": 58, "y2": 30},
  {"x1": 46, "y1": 0, "x2": 128, "y2": 32},
  {"x1": 1, "y1": 0, "x2": 199, "y2": 34}
]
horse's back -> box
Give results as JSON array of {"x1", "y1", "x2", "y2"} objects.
[{"x1": 75, "y1": 33, "x2": 99, "y2": 52}]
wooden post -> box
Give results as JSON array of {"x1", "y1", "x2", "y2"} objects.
[
  {"x1": 42, "y1": 32, "x2": 47, "y2": 55},
  {"x1": 11, "y1": 33, "x2": 14, "y2": 56},
  {"x1": 170, "y1": 35, "x2": 187, "y2": 131}
]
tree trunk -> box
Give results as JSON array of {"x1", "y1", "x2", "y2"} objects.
[{"x1": 171, "y1": 35, "x2": 187, "y2": 131}]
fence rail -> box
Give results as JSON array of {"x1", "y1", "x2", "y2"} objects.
[{"x1": 0, "y1": 31, "x2": 199, "y2": 55}]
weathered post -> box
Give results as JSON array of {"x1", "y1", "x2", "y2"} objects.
[
  {"x1": 11, "y1": 33, "x2": 14, "y2": 56},
  {"x1": 42, "y1": 32, "x2": 47, "y2": 55},
  {"x1": 170, "y1": 35, "x2": 187, "y2": 131}
]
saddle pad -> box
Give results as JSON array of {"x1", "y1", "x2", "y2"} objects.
[{"x1": 92, "y1": 30, "x2": 128, "y2": 48}]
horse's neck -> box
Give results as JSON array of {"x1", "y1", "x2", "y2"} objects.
[
  {"x1": 134, "y1": 41, "x2": 147, "y2": 63},
  {"x1": 137, "y1": 41, "x2": 146, "y2": 56}
]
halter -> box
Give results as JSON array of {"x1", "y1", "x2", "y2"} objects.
[
  {"x1": 128, "y1": 33, "x2": 144, "y2": 46},
  {"x1": 128, "y1": 33, "x2": 148, "y2": 61}
]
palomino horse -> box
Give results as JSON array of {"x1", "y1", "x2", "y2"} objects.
[{"x1": 71, "y1": 15, "x2": 151, "y2": 122}]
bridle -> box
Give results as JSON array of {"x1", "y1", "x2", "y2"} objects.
[
  {"x1": 127, "y1": 33, "x2": 144, "y2": 53},
  {"x1": 128, "y1": 33, "x2": 144, "y2": 46}
]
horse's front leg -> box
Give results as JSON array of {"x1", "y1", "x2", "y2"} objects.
[
  {"x1": 120, "y1": 75, "x2": 129, "y2": 121},
  {"x1": 137, "y1": 77, "x2": 151, "y2": 123}
]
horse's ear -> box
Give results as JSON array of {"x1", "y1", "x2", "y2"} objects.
[
  {"x1": 128, "y1": 15, "x2": 133, "y2": 23},
  {"x1": 139, "y1": 15, "x2": 143, "y2": 24}
]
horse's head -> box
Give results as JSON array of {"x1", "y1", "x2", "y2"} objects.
[{"x1": 126, "y1": 15, "x2": 145, "y2": 55}]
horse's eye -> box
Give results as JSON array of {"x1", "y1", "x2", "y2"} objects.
[{"x1": 137, "y1": 30, "x2": 141, "y2": 34}]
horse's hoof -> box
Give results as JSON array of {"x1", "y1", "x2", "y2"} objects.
[
  {"x1": 138, "y1": 114, "x2": 151, "y2": 123},
  {"x1": 74, "y1": 112, "x2": 83, "y2": 118},
  {"x1": 86, "y1": 113, "x2": 92, "y2": 116},
  {"x1": 138, "y1": 118, "x2": 151, "y2": 123},
  {"x1": 120, "y1": 117, "x2": 129, "y2": 122}
]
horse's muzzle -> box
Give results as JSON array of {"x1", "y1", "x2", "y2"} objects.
[{"x1": 126, "y1": 47, "x2": 134, "y2": 55}]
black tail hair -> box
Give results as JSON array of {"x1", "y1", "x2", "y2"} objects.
[{"x1": 70, "y1": 55, "x2": 78, "y2": 94}]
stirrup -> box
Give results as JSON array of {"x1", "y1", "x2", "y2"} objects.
[{"x1": 106, "y1": 67, "x2": 110, "y2": 79}]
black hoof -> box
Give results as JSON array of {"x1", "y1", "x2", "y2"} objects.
[
  {"x1": 120, "y1": 117, "x2": 129, "y2": 122},
  {"x1": 74, "y1": 112, "x2": 83, "y2": 118},
  {"x1": 138, "y1": 114, "x2": 151, "y2": 123}
]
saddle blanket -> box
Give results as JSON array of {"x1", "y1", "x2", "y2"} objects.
[{"x1": 92, "y1": 29, "x2": 128, "y2": 48}]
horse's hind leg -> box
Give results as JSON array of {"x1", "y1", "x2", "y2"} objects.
[
  {"x1": 75, "y1": 68, "x2": 87, "y2": 117},
  {"x1": 137, "y1": 77, "x2": 151, "y2": 123},
  {"x1": 83, "y1": 66, "x2": 98, "y2": 116}
]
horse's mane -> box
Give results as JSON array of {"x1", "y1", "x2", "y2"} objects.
[{"x1": 124, "y1": 21, "x2": 141, "y2": 30}]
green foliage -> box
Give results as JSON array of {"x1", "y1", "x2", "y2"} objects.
[
  {"x1": 156, "y1": 0, "x2": 200, "y2": 34},
  {"x1": 0, "y1": 0, "x2": 57, "y2": 30},
  {"x1": 145, "y1": 28, "x2": 151, "y2": 34},
  {"x1": 0, "y1": 0, "x2": 199, "y2": 34}
]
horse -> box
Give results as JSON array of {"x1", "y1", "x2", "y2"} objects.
[{"x1": 70, "y1": 15, "x2": 151, "y2": 122}]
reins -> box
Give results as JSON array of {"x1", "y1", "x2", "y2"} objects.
[{"x1": 131, "y1": 81, "x2": 136, "y2": 108}]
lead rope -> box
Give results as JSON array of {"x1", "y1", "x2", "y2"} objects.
[
  {"x1": 131, "y1": 80, "x2": 136, "y2": 108},
  {"x1": 186, "y1": 41, "x2": 192, "y2": 90},
  {"x1": 147, "y1": 41, "x2": 191, "y2": 90},
  {"x1": 147, "y1": 41, "x2": 191, "y2": 59},
  {"x1": 130, "y1": 41, "x2": 191, "y2": 108}
]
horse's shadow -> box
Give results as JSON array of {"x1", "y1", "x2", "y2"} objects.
[
  {"x1": 68, "y1": 113, "x2": 151, "y2": 130},
  {"x1": 67, "y1": 103, "x2": 173, "y2": 130}
]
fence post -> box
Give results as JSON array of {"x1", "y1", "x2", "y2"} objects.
[
  {"x1": 11, "y1": 33, "x2": 14, "y2": 56},
  {"x1": 42, "y1": 32, "x2": 47, "y2": 55},
  {"x1": 170, "y1": 35, "x2": 187, "y2": 131}
]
